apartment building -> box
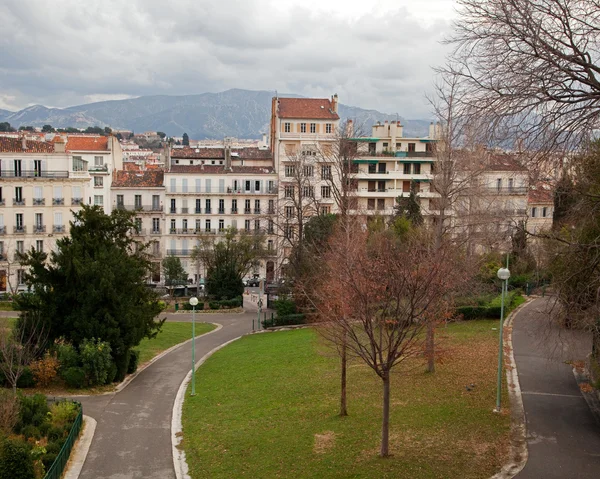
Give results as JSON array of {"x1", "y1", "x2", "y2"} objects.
[
  {"x1": 352, "y1": 120, "x2": 437, "y2": 216},
  {"x1": 0, "y1": 136, "x2": 88, "y2": 293},
  {"x1": 111, "y1": 170, "x2": 165, "y2": 283},
  {"x1": 527, "y1": 183, "x2": 554, "y2": 234},
  {"x1": 165, "y1": 142, "x2": 278, "y2": 282}
]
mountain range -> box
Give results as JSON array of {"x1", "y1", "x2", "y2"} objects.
[{"x1": 0, "y1": 89, "x2": 432, "y2": 139}]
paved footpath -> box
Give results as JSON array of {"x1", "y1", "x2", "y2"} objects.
[
  {"x1": 78, "y1": 310, "x2": 254, "y2": 479},
  {"x1": 513, "y1": 297, "x2": 600, "y2": 478}
]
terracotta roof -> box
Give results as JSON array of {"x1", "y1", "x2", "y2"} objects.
[
  {"x1": 277, "y1": 98, "x2": 340, "y2": 120},
  {"x1": 112, "y1": 170, "x2": 164, "y2": 188},
  {"x1": 528, "y1": 183, "x2": 554, "y2": 204},
  {"x1": 169, "y1": 165, "x2": 275, "y2": 175},
  {"x1": 170, "y1": 147, "x2": 272, "y2": 160},
  {"x1": 485, "y1": 153, "x2": 528, "y2": 172},
  {"x1": 123, "y1": 163, "x2": 142, "y2": 171},
  {"x1": 0, "y1": 137, "x2": 55, "y2": 153},
  {"x1": 66, "y1": 135, "x2": 109, "y2": 151}
]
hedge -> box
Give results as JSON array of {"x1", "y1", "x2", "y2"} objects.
[
  {"x1": 455, "y1": 291, "x2": 519, "y2": 320},
  {"x1": 262, "y1": 313, "x2": 306, "y2": 328}
]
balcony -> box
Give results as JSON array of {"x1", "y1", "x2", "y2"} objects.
[
  {"x1": 34, "y1": 225, "x2": 46, "y2": 234},
  {"x1": 150, "y1": 229, "x2": 161, "y2": 235},
  {"x1": 170, "y1": 207, "x2": 177, "y2": 214},
  {"x1": 267, "y1": 208, "x2": 275, "y2": 215},
  {"x1": 89, "y1": 164, "x2": 108, "y2": 172},
  {"x1": 205, "y1": 208, "x2": 212, "y2": 214},
  {"x1": 0, "y1": 199, "x2": 4, "y2": 206},
  {"x1": 166, "y1": 249, "x2": 190, "y2": 256},
  {"x1": 218, "y1": 209, "x2": 225, "y2": 215},
  {"x1": 244, "y1": 208, "x2": 251, "y2": 214},
  {"x1": 254, "y1": 208, "x2": 261, "y2": 214},
  {"x1": 53, "y1": 198, "x2": 65, "y2": 206},
  {"x1": 13, "y1": 199, "x2": 25, "y2": 206},
  {"x1": 0, "y1": 170, "x2": 69, "y2": 178},
  {"x1": 116, "y1": 204, "x2": 164, "y2": 212},
  {"x1": 167, "y1": 184, "x2": 278, "y2": 195},
  {"x1": 488, "y1": 187, "x2": 528, "y2": 195},
  {"x1": 195, "y1": 208, "x2": 202, "y2": 214},
  {"x1": 132, "y1": 228, "x2": 146, "y2": 236},
  {"x1": 14, "y1": 226, "x2": 26, "y2": 234},
  {"x1": 181, "y1": 207, "x2": 189, "y2": 214},
  {"x1": 0, "y1": 226, "x2": 5, "y2": 235},
  {"x1": 33, "y1": 198, "x2": 45, "y2": 206},
  {"x1": 53, "y1": 225, "x2": 65, "y2": 233},
  {"x1": 72, "y1": 198, "x2": 83, "y2": 206},
  {"x1": 231, "y1": 208, "x2": 238, "y2": 214}
]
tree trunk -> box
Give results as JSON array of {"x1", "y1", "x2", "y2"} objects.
[
  {"x1": 426, "y1": 323, "x2": 435, "y2": 373},
  {"x1": 340, "y1": 335, "x2": 348, "y2": 417},
  {"x1": 380, "y1": 372, "x2": 390, "y2": 457}
]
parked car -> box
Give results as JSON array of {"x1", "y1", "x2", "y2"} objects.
[{"x1": 245, "y1": 277, "x2": 263, "y2": 287}]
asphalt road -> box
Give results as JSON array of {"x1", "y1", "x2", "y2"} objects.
[{"x1": 513, "y1": 297, "x2": 600, "y2": 478}]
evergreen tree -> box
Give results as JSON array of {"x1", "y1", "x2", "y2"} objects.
[
  {"x1": 162, "y1": 256, "x2": 188, "y2": 299},
  {"x1": 182, "y1": 133, "x2": 190, "y2": 146},
  {"x1": 393, "y1": 181, "x2": 423, "y2": 226}
]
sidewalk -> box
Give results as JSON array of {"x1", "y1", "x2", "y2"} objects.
[{"x1": 512, "y1": 297, "x2": 600, "y2": 478}]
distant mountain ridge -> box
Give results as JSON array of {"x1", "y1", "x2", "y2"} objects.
[{"x1": 0, "y1": 89, "x2": 432, "y2": 139}]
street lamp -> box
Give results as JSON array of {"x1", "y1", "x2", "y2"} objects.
[
  {"x1": 495, "y1": 266, "x2": 511, "y2": 412},
  {"x1": 189, "y1": 296, "x2": 199, "y2": 396}
]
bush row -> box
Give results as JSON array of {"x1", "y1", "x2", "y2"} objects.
[
  {"x1": 180, "y1": 296, "x2": 242, "y2": 311},
  {"x1": 455, "y1": 291, "x2": 520, "y2": 320},
  {"x1": 261, "y1": 313, "x2": 306, "y2": 328}
]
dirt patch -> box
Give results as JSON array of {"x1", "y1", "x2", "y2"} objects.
[{"x1": 314, "y1": 431, "x2": 336, "y2": 454}]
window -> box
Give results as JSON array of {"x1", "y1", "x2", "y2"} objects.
[
  {"x1": 94, "y1": 176, "x2": 103, "y2": 187},
  {"x1": 244, "y1": 199, "x2": 251, "y2": 214},
  {"x1": 408, "y1": 143, "x2": 416, "y2": 153},
  {"x1": 285, "y1": 165, "x2": 296, "y2": 177},
  {"x1": 54, "y1": 212, "x2": 63, "y2": 231},
  {"x1": 268, "y1": 199, "x2": 275, "y2": 214},
  {"x1": 34, "y1": 160, "x2": 42, "y2": 176},
  {"x1": 255, "y1": 180, "x2": 261, "y2": 192},
  {"x1": 195, "y1": 219, "x2": 201, "y2": 232},
  {"x1": 413, "y1": 163, "x2": 421, "y2": 174},
  {"x1": 310, "y1": 123, "x2": 316, "y2": 133},
  {"x1": 284, "y1": 185, "x2": 295, "y2": 198},
  {"x1": 205, "y1": 199, "x2": 211, "y2": 214},
  {"x1": 284, "y1": 122, "x2": 291, "y2": 133},
  {"x1": 321, "y1": 165, "x2": 332, "y2": 179},
  {"x1": 15, "y1": 214, "x2": 23, "y2": 230},
  {"x1": 508, "y1": 178, "x2": 514, "y2": 192},
  {"x1": 245, "y1": 180, "x2": 251, "y2": 192},
  {"x1": 135, "y1": 195, "x2": 142, "y2": 208},
  {"x1": 170, "y1": 219, "x2": 176, "y2": 232},
  {"x1": 303, "y1": 186, "x2": 314, "y2": 197},
  {"x1": 16, "y1": 240, "x2": 24, "y2": 254},
  {"x1": 94, "y1": 156, "x2": 103, "y2": 167},
  {"x1": 14, "y1": 160, "x2": 22, "y2": 177},
  {"x1": 254, "y1": 199, "x2": 260, "y2": 214},
  {"x1": 267, "y1": 180, "x2": 275, "y2": 193},
  {"x1": 182, "y1": 179, "x2": 188, "y2": 193},
  {"x1": 367, "y1": 199, "x2": 375, "y2": 210},
  {"x1": 72, "y1": 156, "x2": 87, "y2": 172},
  {"x1": 320, "y1": 206, "x2": 331, "y2": 215},
  {"x1": 284, "y1": 225, "x2": 293, "y2": 240},
  {"x1": 302, "y1": 149, "x2": 315, "y2": 156},
  {"x1": 326, "y1": 123, "x2": 332, "y2": 134},
  {"x1": 321, "y1": 185, "x2": 331, "y2": 198},
  {"x1": 153, "y1": 218, "x2": 160, "y2": 233},
  {"x1": 182, "y1": 219, "x2": 188, "y2": 232},
  {"x1": 152, "y1": 195, "x2": 160, "y2": 210},
  {"x1": 303, "y1": 165, "x2": 314, "y2": 177},
  {"x1": 17, "y1": 270, "x2": 25, "y2": 285},
  {"x1": 300, "y1": 123, "x2": 307, "y2": 133},
  {"x1": 195, "y1": 199, "x2": 201, "y2": 213},
  {"x1": 531, "y1": 207, "x2": 537, "y2": 218},
  {"x1": 94, "y1": 195, "x2": 103, "y2": 207},
  {"x1": 267, "y1": 239, "x2": 273, "y2": 251},
  {"x1": 232, "y1": 199, "x2": 238, "y2": 213},
  {"x1": 219, "y1": 219, "x2": 225, "y2": 232},
  {"x1": 496, "y1": 178, "x2": 502, "y2": 191},
  {"x1": 15, "y1": 187, "x2": 23, "y2": 203},
  {"x1": 34, "y1": 186, "x2": 43, "y2": 203},
  {"x1": 285, "y1": 206, "x2": 294, "y2": 218},
  {"x1": 0, "y1": 187, "x2": 2, "y2": 203},
  {"x1": 403, "y1": 163, "x2": 411, "y2": 174},
  {"x1": 219, "y1": 199, "x2": 225, "y2": 214},
  {"x1": 377, "y1": 199, "x2": 385, "y2": 211},
  {"x1": 170, "y1": 199, "x2": 176, "y2": 213},
  {"x1": 245, "y1": 219, "x2": 251, "y2": 232},
  {"x1": 542, "y1": 207, "x2": 548, "y2": 217},
  {"x1": 267, "y1": 219, "x2": 274, "y2": 234},
  {"x1": 254, "y1": 219, "x2": 260, "y2": 231},
  {"x1": 72, "y1": 186, "x2": 82, "y2": 202},
  {"x1": 205, "y1": 219, "x2": 211, "y2": 232},
  {"x1": 383, "y1": 142, "x2": 389, "y2": 151},
  {"x1": 35, "y1": 213, "x2": 43, "y2": 229}
]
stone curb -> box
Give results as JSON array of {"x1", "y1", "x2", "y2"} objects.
[
  {"x1": 172, "y1": 331, "x2": 244, "y2": 479},
  {"x1": 489, "y1": 297, "x2": 535, "y2": 479},
  {"x1": 63, "y1": 415, "x2": 97, "y2": 479},
  {"x1": 572, "y1": 357, "x2": 600, "y2": 427}
]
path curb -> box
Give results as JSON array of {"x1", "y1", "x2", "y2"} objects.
[
  {"x1": 171, "y1": 332, "x2": 245, "y2": 479},
  {"x1": 490, "y1": 297, "x2": 535, "y2": 479},
  {"x1": 63, "y1": 415, "x2": 97, "y2": 479}
]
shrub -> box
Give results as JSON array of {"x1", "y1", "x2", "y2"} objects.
[
  {"x1": 62, "y1": 367, "x2": 85, "y2": 389},
  {"x1": 158, "y1": 300, "x2": 167, "y2": 311},
  {"x1": 107, "y1": 362, "x2": 118, "y2": 384},
  {"x1": 46, "y1": 425, "x2": 66, "y2": 442},
  {"x1": 38, "y1": 421, "x2": 50, "y2": 437},
  {"x1": 56, "y1": 342, "x2": 79, "y2": 371},
  {"x1": 30, "y1": 352, "x2": 59, "y2": 388},
  {"x1": 16, "y1": 367, "x2": 35, "y2": 389},
  {"x1": 183, "y1": 301, "x2": 205, "y2": 311},
  {"x1": 41, "y1": 452, "x2": 57, "y2": 471},
  {"x1": 127, "y1": 350, "x2": 140, "y2": 375},
  {"x1": 262, "y1": 313, "x2": 306, "y2": 328},
  {"x1": 0, "y1": 436, "x2": 34, "y2": 479},
  {"x1": 80, "y1": 338, "x2": 113, "y2": 386},
  {"x1": 44, "y1": 441, "x2": 61, "y2": 455},
  {"x1": 273, "y1": 298, "x2": 297, "y2": 317},
  {"x1": 208, "y1": 301, "x2": 220, "y2": 310},
  {"x1": 0, "y1": 390, "x2": 19, "y2": 436},
  {"x1": 48, "y1": 401, "x2": 79, "y2": 430},
  {"x1": 17, "y1": 394, "x2": 48, "y2": 432},
  {"x1": 20, "y1": 424, "x2": 41, "y2": 440}
]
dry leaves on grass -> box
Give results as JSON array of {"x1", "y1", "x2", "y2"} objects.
[{"x1": 314, "y1": 431, "x2": 336, "y2": 454}]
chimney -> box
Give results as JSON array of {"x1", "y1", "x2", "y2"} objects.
[
  {"x1": 21, "y1": 134, "x2": 27, "y2": 151},
  {"x1": 53, "y1": 135, "x2": 66, "y2": 153},
  {"x1": 262, "y1": 133, "x2": 267, "y2": 148},
  {"x1": 224, "y1": 137, "x2": 232, "y2": 171},
  {"x1": 429, "y1": 121, "x2": 435, "y2": 139},
  {"x1": 331, "y1": 93, "x2": 338, "y2": 113},
  {"x1": 345, "y1": 119, "x2": 354, "y2": 137}
]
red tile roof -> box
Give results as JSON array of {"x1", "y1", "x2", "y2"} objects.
[
  {"x1": 277, "y1": 98, "x2": 340, "y2": 120},
  {"x1": 66, "y1": 135, "x2": 109, "y2": 152},
  {"x1": 0, "y1": 137, "x2": 55, "y2": 153},
  {"x1": 528, "y1": 183, "x2": 554, "y2": 204},
  {"x1": 112, "y1": 170, "x2": 164, "y2": 188},
  {"x1": 170, "y1": 147, "x2": 272, "y2": 160},
  {"x1": 169, "y1": 165, "x2": 274, "y2": 175},
  {"x1": 486, "y1": 153, "x2": 528, "y2": 172}
]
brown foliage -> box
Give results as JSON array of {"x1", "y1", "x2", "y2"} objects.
[
  {"x1": 30, "y1": 351, "x2": 59, "y2": 388},
  {"x1": 0, "y1": 389, "x2": 19, "y2": 435}
]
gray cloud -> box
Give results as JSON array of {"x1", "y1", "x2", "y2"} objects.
[{"x1": 0, "y1": 0, "x2": 453, "y2": 117}]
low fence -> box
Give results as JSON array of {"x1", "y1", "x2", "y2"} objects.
[{"x1": 43, "y1": 402, "x2": 83, "y2": 479}]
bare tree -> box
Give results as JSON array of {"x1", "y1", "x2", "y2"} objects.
[
  {"x1": 444, "y1": 0, "x2": 600, "y2": 151},
  {"x1": 0, "y1": 312, "x2": 48, "y2": 395},
  {"x1": 310, "y1": 223, "x2": 466, "y2": 457}
]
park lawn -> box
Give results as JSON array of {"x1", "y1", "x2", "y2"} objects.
[
  {"x1": 134, "y1": 321, "x2": 216, "y2": 366},
  {"x1": 0, "y1": 302, "x2": 14, "y2": 311},
  {"x1": 182, "y1": 321, "x2": 512, "y2": 479}
]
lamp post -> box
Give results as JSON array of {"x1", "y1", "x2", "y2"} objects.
[
  {"x1": 189, "y1": 296, "x2": 199, "y2": 396},
  {"x1": 495, "y1": 265, "x2": 511, "y2": 412}
]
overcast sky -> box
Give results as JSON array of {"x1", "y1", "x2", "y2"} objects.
[{"x1": 0, "y1": 0, "x2": 457, "y2": 118}]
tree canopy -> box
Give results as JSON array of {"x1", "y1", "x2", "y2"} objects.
[
  {"x1": 182, "y1": 132, "x2": 190, "y2": 146},
  {"x1": 16, "y1": 205, "x2": 163, "y2": 380}
]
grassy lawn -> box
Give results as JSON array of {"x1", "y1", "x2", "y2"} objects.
[
  {"x1": 182, "y1": 321, "x2": 511, "y2": 479},
  {"x1": 0, "y1": 302, "x2": 15, "y2": 311},
  {"x1": 134, "y1": 321, "x2": 216, "y2": 366}
]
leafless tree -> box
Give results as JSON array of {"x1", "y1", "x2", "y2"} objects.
[
  {"x1": 444, "y1": 0, "x2": 600, "y2": 152},
  {"x1": 309, "y1": 223, "x2": 467, "y2": 457},
  {"x1": 0, "y1": 312, "x2": 48, "y2": 395}
]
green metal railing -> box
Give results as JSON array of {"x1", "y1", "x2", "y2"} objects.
[{"x1": 43, "y1": 402, "x2": 83, "y2": 479}]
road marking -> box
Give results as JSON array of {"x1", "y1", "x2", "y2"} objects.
[{"x1": 521, "y1": 391, "x2": 583, "y2": 399}]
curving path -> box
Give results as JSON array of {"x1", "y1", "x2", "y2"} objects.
[
  {"x1": 513, "y1": 297, "x2": 600, "y2": 478},
  {"x1": 77, "y1": 308, "x2": 254, "y2": 479}
]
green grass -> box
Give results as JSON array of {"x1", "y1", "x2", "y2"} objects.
[
  {"x1": 0, "y1": 302, "x2": 14, "y2": 311},
  {"x1": 134, "y1": 321, "x2": 216, "y2": 366},
  {"x1": 182, "y1": 321, "x2": 511, "y2": 479}
]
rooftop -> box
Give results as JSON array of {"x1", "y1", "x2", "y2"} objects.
[
  {"x1": 485, "y1": 153, "x2": 528, "y2": 172},
  {"x1": 277, "y1": 98, "x2": 340, "y2": 120},
  {"x1": 0, "y1": 137, "x2": 55, "y2": 153},
  {"x1": 66, "y1": 135, "x2": 109, "y2": 152},
  {"x1": 170, "y1": 147, "x2": 272, "y2": 160},
  {"x1": 112, "y1": 170, "x2": 164, "y2": 188},
  {"x1": 169, "y1": 165, "x2": 275, "y2": 175},
  {"x1": 528, "y1": 183, "x2": 554, "y2": 204}
]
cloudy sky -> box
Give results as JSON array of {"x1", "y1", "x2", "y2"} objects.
[{"x1": 0, "y1": 0, "x2": 457, "y2": 118}]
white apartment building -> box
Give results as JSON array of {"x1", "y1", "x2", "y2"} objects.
[
  {"x1": 0, "y1": 136, "x2": 88, "y2": 293},
  {"x1": 165, "y1": 142, "x2": 278, "y2": 282},
  {"x1": 111, "y1": 170, "x2": 165, "y2": 283},
  {"x1": 527, "y1": 183, "x2": 554, "y2": 235}
]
